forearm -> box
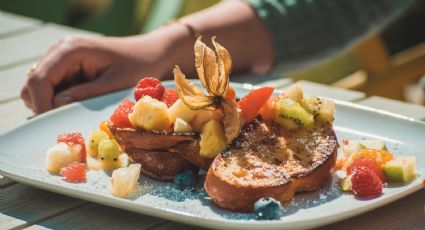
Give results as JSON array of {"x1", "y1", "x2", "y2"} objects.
[{"x1": 120, "y1": 0, "x2": 274, "y2": 80}]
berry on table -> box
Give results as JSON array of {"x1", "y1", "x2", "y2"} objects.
[
  {"x1": 351, "y1": 167, "x2": 383, "y2": 199},
  {"x1": 110, "y1": 98, "x2": 135, "y2": 128},
  {"x1": 174, "y1": 169, "x2": 197, "y2": 190},
  {"x1": 348, "y1": 157, "x2": 386, "y2": 183},
  {"x1": 60, "y1": 162, "x2": 86, "y2": 183},
  {"x1": 254, "y1": 197, "x2": 281, "y2": 220},
  {"x1": 134, "y1": 77, "x2": 165, "y2": 101}
]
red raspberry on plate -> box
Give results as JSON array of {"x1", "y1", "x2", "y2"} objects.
[
  {"x1": 162, "y1": 88, "x2": 179, "y2": 107},
  {"x1": 110, "y1": 98, "x2": 134, "y2": 128},
  {"x1": 60, "y1": 162, "x2": 86, "y2": 183},
  {"x1": 348, "y1": 157, "x2": 386, "y2": 183},
  {"x1": 57, "y1": 132, "x2": 86, "y2": 163},
  {"x1": 134, "y1": 77, "x2": 165, "y2": 101},
  {"x1": 351, "y1": 167, "x2": 383, "y2": 199}
]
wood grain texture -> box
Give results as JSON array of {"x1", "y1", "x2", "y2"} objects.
[
  {"x1": 0, "y1": 174, "x2": 15, "y2": 188},
  {"x1": 26, "y1": 203, "x2": 166, "y2": 230},
  {"x1": 0, "y1": 23, "x2": 99, "y2": 69},
  {"x1": 0, "y1": 62, "x2": 33, "y2": 102},
  {"x1": 0, "y1": 184, "x2": 85, "y2": 229}
]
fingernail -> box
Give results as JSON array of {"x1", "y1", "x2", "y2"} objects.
[{"x1": 54, "y1": 95, "x2": 75, "y2": 107}]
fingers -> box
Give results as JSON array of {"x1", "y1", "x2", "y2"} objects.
[
  {"x1": 22, "y1": 37, "x2": 87, "y2": 114},
  {"x1": 53, "y1": 68, "x2": 120, "y2": 107}
]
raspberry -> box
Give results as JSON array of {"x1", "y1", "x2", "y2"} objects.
[
  {"x1": 110, "y1": 98, "x2": 134, "y2": 128},
  {"x1": 60, "y1": 162, "x2": 86, "y2": 183},
  {"x1": 162, "y1": 88, "x2": 179, "y2": 107},
  {"x1": 351, "y1": 167, "x2": 383, "y2": 199},
  {"x1": 136, "y1": 77, "x2": 161, "y2": 89},
  {"x1": 57, "y1": 132, "x2": 86, "y2": 163},
  {"x1": 134, "y1": 77, "x2": 165, "y2": 101},
  {"x1": 348, "y1": 157, "x2": 386, "y2": 182}
]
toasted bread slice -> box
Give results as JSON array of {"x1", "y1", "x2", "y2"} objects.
[
  {"x1": 205, "y1": 119, "x2": 337, "y2": 212},
  {"x1": 109, "y1": 125, "x2": 213, "y2": 181}
]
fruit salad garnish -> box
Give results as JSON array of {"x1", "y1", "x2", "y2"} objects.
[
  {"x1": 46, "y1": 133, "x2": 86, "y2": 173},
  {"x1": 109, "y1": 164, "x2": 141, "y2": 198},
  {"x1": 257, "y1": 83, "x2": 335, "y2": 130},
  {"x1": 110, "y1": 98, "x2": 135, "y2": 128},
  {"x1": 86, "y1": 128, "x2": 129, "y2": 171},
  {"x1": 60, "y1": 162, "x2": 86, "y2": 183},
  {"x1": 173, "y1": 37, "x2": 242, "y2": 144},
  {"x1": 338, "y1": 139, "x2": 417, "y2": 199},
  {"x1": 134, "y1": 77, "x2": 165, "y2": 101}
]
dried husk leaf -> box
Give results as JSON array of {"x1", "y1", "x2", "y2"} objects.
[
  {"x1": 212, "y1": 37, "x2": 231, "y2": 97},
  {"x1": 194, "y1": 37, "x2": 221, "y2": 96},
  {"x1": 222, "y1": 99, "x2": 242, "y2": 144},
  {"x1": 174, "y1": 66, "x2": 216, "y2": 110}
]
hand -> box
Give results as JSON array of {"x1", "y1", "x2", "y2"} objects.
[{"x1": 21, "y1": 34, "x2": 177, "y2": 114}]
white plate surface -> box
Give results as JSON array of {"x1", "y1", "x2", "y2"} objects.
[{"x1": 0, "y1": 81, "x2": 424, "y2": 229}]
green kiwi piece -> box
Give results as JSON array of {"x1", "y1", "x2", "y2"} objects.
[{"x1": 274, "y1": 98, "x2": 314, "y2": 129}]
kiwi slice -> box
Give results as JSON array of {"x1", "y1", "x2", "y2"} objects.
[
  {"x1": 274, "y1": 98, "x2": 314, "y2": 130},
  {"x1": 301, "y1": 96, "x2": 335, "y2": 122}
]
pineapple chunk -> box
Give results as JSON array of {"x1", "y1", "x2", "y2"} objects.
[
  {"x1": 109, "y1": 164, "x2": 141, "y2": 197},
  {"x1": 46, "y1": 142, "x2": 82, "y2": 173},
  {"x1": 199, "y1": 119, "x2": 226, "y2": 158},
  {"x1": 174, "y1": 117, "x2": 193, "y2": 133},
  {"x1": 168, "y1": 99, "x2": 199, "y2": 123},
  {"x1": 191, "y1": 109, "x2": 224, "y2": 132},
  {"x1": 129, "y1": 96, "x2": 171, "y2": 131},
  {"x1": 283, "y1": 83, "x2": 304, "y2": 102}
]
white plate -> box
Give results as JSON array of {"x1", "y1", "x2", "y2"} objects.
[{"x1": 0, "y1": 81, "x2": 424, "y2": 229}]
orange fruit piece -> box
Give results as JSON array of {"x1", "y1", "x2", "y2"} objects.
[
  {"x1": 238, "y1": 87, "x2": 274, "y2": 124},
  {"x1": 259, "y1": 97, "x2": 278, "y2": 120},
  {"x1": 99, "y1": 121, "x2": 114, "y2": 139},
  {"x1": 352, "y1": 149, "x2": 393, "y2": 166}
]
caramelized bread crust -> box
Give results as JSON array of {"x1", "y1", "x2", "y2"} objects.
[{"x1": 205, "y1": 119, "x2": 337, "y2": 212}]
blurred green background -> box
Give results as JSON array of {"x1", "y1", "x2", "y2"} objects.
[{"x1": 1, "y1": 0, "x2": 425, "y2": 94}]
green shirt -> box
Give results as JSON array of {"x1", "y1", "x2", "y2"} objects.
[{"x1": 248, "y1": 0, "x2": 415, "y2": 71}]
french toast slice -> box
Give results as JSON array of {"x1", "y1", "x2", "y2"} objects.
[
  {"x1": 109, "y1": 125, "x2": 213, "y2": 181},
  {"x1": 204, "y1": 118, "x2": 337, "y2": 212}
]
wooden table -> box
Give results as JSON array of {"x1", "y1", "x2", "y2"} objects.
[{"x1": 1, "y1": 11, "x2": 425, "y2": 230}]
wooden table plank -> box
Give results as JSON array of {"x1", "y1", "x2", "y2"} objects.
[
  {"x1": 0, "y1": 99, "x2": 33, "y2": 134},
  {"x1": 0, "y1": 11, "x2": 41, "y2": 37},
  {"x1": 0, "y1": 62, "x2": 33, "y2": 102},
  {"x1": 357, "y1": 96, "x2": 425, "y2": 120},
  {"x1": 0, "y1": 184, "x2": 85, "y2": 229},
  {"x1": 281, "y1": 80, "x2": 366, "y2": 102},
  {"x1": 0, "y1": 23, "x2": 99, "y2": 69},
  {"x1": 0, "y1": 174, "x2": 15, "y2": 188},
  {"x1": 26, "y1": 203, "x2": 166, "y2": 230}
]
